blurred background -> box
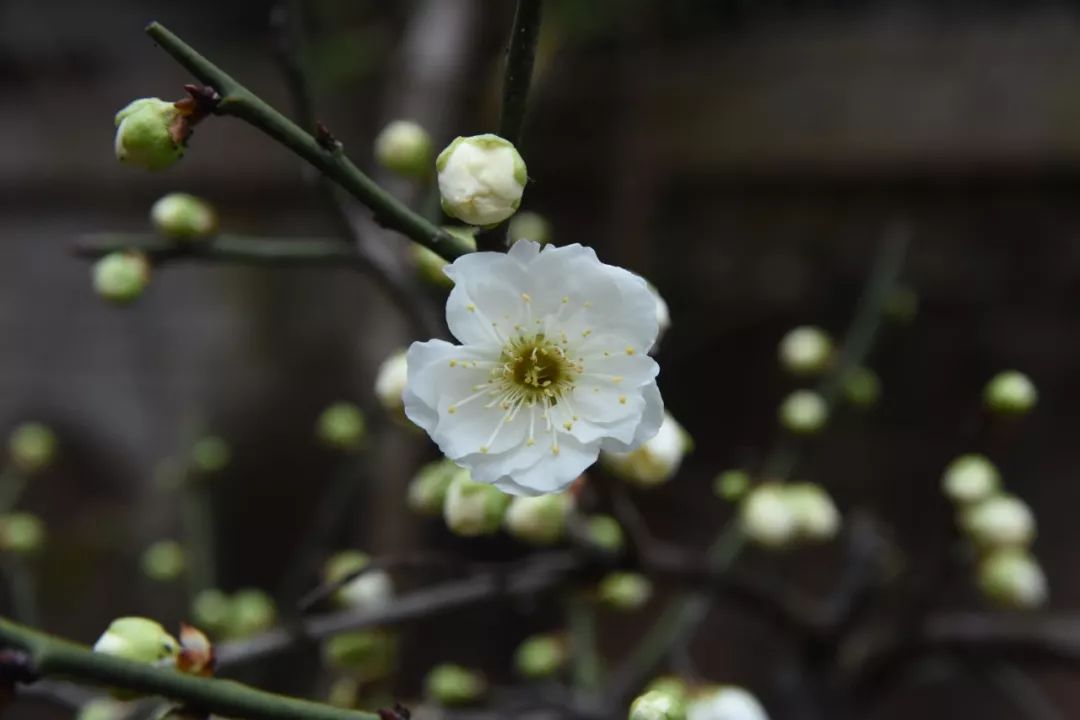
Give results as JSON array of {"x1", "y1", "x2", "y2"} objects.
[{"x1": 3, "y1": 0, "x2": 1080, "y2": 717}]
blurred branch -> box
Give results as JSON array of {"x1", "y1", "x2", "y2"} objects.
[
  {"x1": 0, "y1": 617, "x2": 379, "y2": 720},
  {"x1": 144, "y1": 22, "x2": 472, "y2": 262},
  {"x1": 0, "y1": 466, "x2": 29, "y2": 515},
  {"x1": 74, "y1": 233, "x2": 364, "y2": 267}
]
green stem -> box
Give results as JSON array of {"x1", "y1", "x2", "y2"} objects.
[
  {"x1": 0, "y1": 467, "x2": 28, "y2": 515},
  {"x1": 567, "y1": 591, "x2": 602, "y2": 691},
  {"x1": 144, "y1": 22, "x2": 473, "y2": 262},
  {"x1": 181, "y1": 477, "x2": 216, "y2": 599},
  {"x1": 75, "y1": 233, "x2": 364, "y2": 267},
  {"x1": 498, "y1": 0, "x2": 543, "y2": 146},
  {"x1": 0, "y1": 617, "x2": 377, "y2": 720}
]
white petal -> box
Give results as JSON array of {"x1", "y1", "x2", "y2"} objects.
[
  {"x1": 403, "y1": 340, "x2": 461, "y2": 433},
  {"x1": 500, "y1": 433, "x2": 599, "y2": 495},
  {"x1": 599, "y1": 381, "x2": 663, "y2": 453}
]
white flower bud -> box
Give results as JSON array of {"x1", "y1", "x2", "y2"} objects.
[
  {"x1": 324, "y1": 551, "x2": 393, "y2": 612},
  {"x1": 443, "y1": 475, "x2": 511, "y2": 536},
  {"x1": 150, "y1": 193, "x2": 217, "y2": 240},
  {"x1": 141, "y1": 540, "x2": 186, "y2": 582},
  {"x1": 713, "y1": 470, "x2": 750, "y2": 502},
  {"x1": 842, "y1": 366, "x2": 880, "y2": 409},
  {"x1": 687, "y1": 686, "x2": 769, "y2": 720},
  {"x1": 784, "y1": 483, "x2": 840, "y2": 542},
  {"x1": 316, "y1": 402, "x2": 366, "y2": 452},
  {"x1": 586, "y1": 514, "x2": 625, "y2": 553},
  {"x1": 778, "y1": 326, "x2": 833, "y2": 376},
  {"x1": 778, "y1": 390, "x2": 828, "y2": 435},
  {"x1": 740, "y1": 484, "x2": 798, "y2": 549},
  {"x1": 504, "y1": 493, "x2": 573, "y2": 545},
  {"x1": 8, "y1": 422, "x2": 57, "y2": 475},
  {"x1": 374, "y1": 350, "x2": 409, "y2": 418},
  {"x1": 93, "y1": 617, "x2": 179, "y2": 665},
  {"x1": 603, "y1": 413, "x2": 691, "y2": 487},
  {"x1": 436, "y1": 134, "x2": 527, "y2": 226},
  {"x1": 977, "y1": 548, "x2": 1048, "y2": 609},
  {"x1": 114, "y1": 98, "x2": 184, "y2": 171},
  {"x1": 93, "y1": 252, "x2": 150, "y2": 304},
  {"x1": 941, "y1": 454, "x2": 1000, "y2": 505},
  {"x1": 507, "y1": 210, "x2": 552, "y2": 246},
  {"x1": 598, "y1": 572, "x2": 653, "y2": 611},
  {"x1": 425, "y1": 663, "x2": 487, "y2": 706},
  {"x1": 408, "y1": 458, "x2": 468, "y2": 516},
  {"x1": 374, "y1": 120, "x2": 433, "y2": 179},
  {"x1": 983, "y1": 370, "x2": 1037, "y2": 417},
  {"x1": 514, "y1": 633, "x2": 567, "y2": 679},
  {"x1": 630, "y1": 689, "x2": 687, "y2": 720},
  {"x1": 962, "y1": 494, "x2": 1036, "y2": 549}
]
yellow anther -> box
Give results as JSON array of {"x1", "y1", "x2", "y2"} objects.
[
  {"x1": 618, "y1": 395, "x2": 627, "y2": 405},
  {"x1": 625, "y1": 346, "x2": 635, "y2": 355}
]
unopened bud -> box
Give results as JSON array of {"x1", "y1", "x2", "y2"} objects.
[
  {"x1": 77, "y1": 698, "x2": 128, "y2": 720},
  {"x1": 941, "y1": 454, "x2": 1000, "y2": 505},
  {"x1": 507, "y1": 211, "x2": 552, "y2": 247},
  {"x1": 227, "y1": 589, "x2": 276, "y2": 638},
  {"x1": 324, "y1": 551, "x2": 393, "y2": 612},
  {"x1": 586, "y1": 514, "x2": 625, "y2": 554},
  {"x1": 93, "y1": 252, "x2": 150, "y2": 304},
  {"x1": 977, "y1": 548, "x2": 1047, "y2": 609},
  {"x1": 374, "y1": 120, "x2": 433, "y2": 179},
  {"x1": 443, "y1": 475, "x2": 511, "y2": 536},
  {"x1": 741, "y1": 484, "x2": 797, "y2": 549},
  {"x1": 8, "y1": 422, "x2": 57, "y2": 475},
  {"x1": 778, "y1": 390, "x2": 828, "y2": 435},
  {"x1": 687, "y1": 686, "x2": 769, "y2": 720},
  {"x1": 983, "y1": 371, "x2": 1037, "y2": 417},
  {"x1": 630, "y1": 689, "x2": 687, "y2": 720},
  {"x1": 141, "y1": 540, "x2": 186, "y2": 582},
  {"x1": 504, "y1": 493, "x2": 573, "y2": 545},
  {"x1": 425, "y1": 663, "x2": 487, "y2": 706},
  {"x1": 150, "y1": 193, "x2": 217, "y2": 240},
  {"x1": 375, "y1": 350, "x2": 410, "y2": 418},
  {"x1": 962, "y1": 494, "x2": 1036, "y2": 549},
  {"x1": 843, "y1": 367, "x2": 881, "y2": 409},
  {"x1": 316, "y1": 402, "x2": 366, "y2": 452},
  {"x1": 514, "y1": 633, "x2": 567, "y2": 679},
  {"x1": 713, "y1": 470, "x2": 750, "y2": 502},
  {"x1": 408, "y1": 458, "x2": 466, "y2": 516},
  {"x1": 597, "y1": 572, "x2": 653, "y2": 611},
  {"x1": 323, "y1": 630, "x2": 397, "y2": 680},
  {"x1": 778, "y1": 326, "x2": 833, "y2": 376},
  {"x1": 190, "y1": 436, "x2": 230, "y2": 474},
  {"x1": 0, "y1": 513, "x2": 45, "y2": 554},
  {"x1": 191, "y1": 589, "x2": 231, "y2": 636},
  {"x1": 93, "y1": 617, "x2": 179, "y2": 665},
  {"x1": 114, "y1": 98, "x2": 184, "y2": 171},
  {"x1": 413, "y1": 228, "x2": 477, "y2": 288},
  {"x1": 645, "y1": 677, "x2": 689, "y2": 706},
  {"x1": 437, "y1": 134, "x2": 527, "y2": 226},
  {"x1": 603, "y1": 413, "x2": 691, "y2": 487},
  {"x1": 784, "y1": 483, "x2": 840, "y2": 542}
]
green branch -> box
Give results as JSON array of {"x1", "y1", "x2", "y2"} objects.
[
  {"x1": 144, "y1": 22, "x2": 473, "y2": 262},
  {"x1": 0, "y1": 616, "x2": 378, "y2": 720},
  {"x1": 498, "y1": 0, "x2": 543, "y2": 146},
  {"x1": 74, "y1": 233, "x2": 364, "y2": 267}
]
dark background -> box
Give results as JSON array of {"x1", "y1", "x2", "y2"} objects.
[{"x1": 3, "y1": 0, "x2": 1080, "y2": 717}]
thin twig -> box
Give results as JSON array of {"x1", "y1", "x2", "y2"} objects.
[{"x1": 74, "y1": 233, "x2": 364, "y2": 267}]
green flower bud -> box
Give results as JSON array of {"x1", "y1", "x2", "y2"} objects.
[
  {"x1": 228, "y1": 589, "x2": 277, "y2": 638},
  {"x1": 713, "y1": 469, "x2": 751, "y2": 502},
  {"x1": 843, "y1": 366, "x2": 881, "y2": 409},
  {"x1": 784, "y1": 483, "x2": 840, "y2": 542},
  {"x1": 507, "y1": 211, "x2": 552, "y2": 247},
  {"x1": 514, "y1": 633, "x2": 567, "y2": 679},
  {"x1": 884, "y1": 286, "x2": 919, "y2": 324},
  {"x1": 150, "y1": 192, "x2": 217, "y2": 241},
  {"x1": 77, "y1": 698, "x2": 129, "y2": 720},
  {"x1": 686, "y1": 685, "x2": 769, "y2": 720},
  {"x1": 412, "y1": 228, "x2": 477, "y2": 288},
  {"x1": 323, "y1": 630, "x2": 397, "y2": 680},
  {"x1": 190, "y1": 436, "x2": 230, "y2": 474},
  {"x1": 436, "y1": 134, "x2": 527, "y2": 226},
  {"x1": 961, "y1": 493, "x2": 1036, "y2": 549},
  {"x1": 597, "y1": 572, "x2": 653, "y2": 611},
  {"x1": 316, "y1": 402, "x2": 366, "y2": 452},
  {"x1": 0, "y1": 513, "x2": 45, "y2": 554},
  {"x1": 983, "y1": 370, "x2": 1038, "y2": 417},
  {"x1": 141, "y1": 539, "x2": 186, "y2": 582},
  {"x1": 93, "y1": 252, "x2": 150, "y2": 305},
  {"x1": 630, "y1": 689, "x2": 687, "y2": 720},
  {"x1": 93, "y1": 617, "x2": 179, "y2": 665},
  {"x1": 740, "y1": 484, "x2": 797, "y2": 549},
  {"x1": 8, "y1": 422, "x2": 57, "y2": 475},
  {"x1": 603, "y1": 413, "x2": 691, "y2": 487},
  {"x1": 645, "y1": 677, "x2": 688, "y2": 706},
  {"x1": 191, "y1": 589, "x2": 231, "y2": 635},
  {"x1": 778, "y1": 326, "x2": 833, "y2": 376},
  {"x1": 778, "y1": 390, "x2": 828, "y2": 435},
  {"x1": 114, "y1": 98, "x2": 184, "y2": 171},
  {"x1": 586, "y1": 514, "x2": 625, "y2": 554},
  {"x1": 374, "y1": 120, "x2": 433, "y2": 179},
  {"x1": 425, "y1": 663, "x2": 487, "y2": 706},
  {"x1": 408, "y1": 458, "x2": 467, "y2": 516},
  {"x1": 941, "y1": 454, "x2": 1001, "y2": 505},
  {"x1": 324, "y1": 550, "x2": 393, "y2": 611},
  {"x1": 977, "y1": 548, "x2": 1048, "y2": 609},
  {"x1": 374, "y1": 350, "x2": 411, "y2": 418},
  {"x1": 504, "y1": 493, "x2": 574, "y2": 545},
  {"x1": 443, "y1": 475, "x2": 511, "y2": 536}
]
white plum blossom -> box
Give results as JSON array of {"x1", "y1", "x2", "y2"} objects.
[{"x1": 404, "y1": 240, "x2": 664, "y2": 496}]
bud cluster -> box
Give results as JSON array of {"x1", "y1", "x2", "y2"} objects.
[{"x1": 739, "y1": 481, "x2": 840, "y2": 549}]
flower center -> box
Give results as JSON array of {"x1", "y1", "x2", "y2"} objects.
[{"x1": 506, "y1": 334, "x2": 567, "y2": 394}]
